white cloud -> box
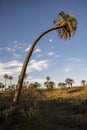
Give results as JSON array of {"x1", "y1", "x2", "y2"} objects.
[
  {"x1": 6, "y1": 47, "x2": 12, "y2": 52},
  {"x1": 54, "y1": 54, "x2": 60, "y2": 58},
  {"x1": 37, "y1": 54, "x2": 43, "y2": 58},
  {"x1": 0, "y1": 59, "x2": 48, "y2": 76},
  {"x1": 5, "y1": 60, "x2": 22, "y2": 68},
  {"x1": 30, "y1": 59, "x2": 36, "y2": 64},
  {"x1": 24, "y1": 45, "x2": 31, "y2": 52},
  {"x1": 34, "y1": 48, "x2": 42, "y2": 53},
  {"x1": 28, "y1": 59, "x2": 49, "y2": 72},
  {"x1": 0, "y1": 60, "x2": 23, "y2": 76},
  {"x1": 67, "y1": 57, "x2": 81, "y2": 62},
  {"x1": 48, "y1": 52, "x2": 55, "y2": 56},
  {"x1": 24, "y1": 46, "x2": 42, "y2": 54},
  {"x1": 13, "y1": 53, "x2": 21, "y2": 59},
  {"x1": 64, "y1": 66, "x2": 72, "y2": 73},
  {"x1": 13, "y1": 41, "x2": 17, "y2": 43},
  {"x1": 31, "y1": 78, "x2": 44, "y2": 84}
]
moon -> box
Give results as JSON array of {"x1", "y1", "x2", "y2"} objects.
[{"x1": 49, "y1": 38, "x2": 52, "y2": 43}]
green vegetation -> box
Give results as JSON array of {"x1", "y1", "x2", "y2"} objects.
[{"x1": 0, "y1": 86, "x2": 87, "y2": 130}]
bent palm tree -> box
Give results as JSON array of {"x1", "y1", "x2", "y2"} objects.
[{"x1": 13, "y1": 11, "x2": 77, "y2": 104}]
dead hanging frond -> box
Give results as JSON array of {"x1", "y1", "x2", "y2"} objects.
[{"x1": 54, "y1": 11, "x2": 77, "y2": 40}]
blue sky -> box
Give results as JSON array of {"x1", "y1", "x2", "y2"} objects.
[{"x1": 0, "y1": 0, "x2": 87, "y2": 87}]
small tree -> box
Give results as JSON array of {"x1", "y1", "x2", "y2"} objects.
[
  {"x1": 29, "y1": 82, "x2": 41, "y2": 90},
  {"x1": 65, "y1": 78, "x2": 74, "y2": 87},
  {"x1": 4, "y1": 74, "x2": 8, "y2": 90},
  {"x1": 8, "y1": 76, "x2": 13, "y2": 85},
  {"x1": 0, "y1": 82, "x2": 5, "y2": 91},
  {"x1": 48, "y1": 81, "x2": 55, "y2": 90},
  {"x1": 44, "y1": 76, "x2": 55, "y2": 90},
  {"x1": 81, "y1": 80, "x2": 86, "y2": 86}
]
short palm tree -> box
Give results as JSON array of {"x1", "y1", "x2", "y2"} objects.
[
  {"x1": 65, "y1": 78, "x2": 74, "y2": 87},
  {"x1": 4, "y1": 74, "x2": 8, "y2": 90},
  {"x1": 0, "y1": 82, "x2": 5, "y2": 91},
  {"x1": 13, "y1": 11, "x2": 77, "y2": 104},
  {"x1": 8, "y1": 76, "x2": 13, "y2": 85},
  {"x1": 81, "y1": 80, "x2": 86, "y2": 86},
  {"x1": 48, "y1": 81, "x2": 55, "y2": 90},
  {"x1": 44, "y1": 76, "x2": 51, "y2": 88}
]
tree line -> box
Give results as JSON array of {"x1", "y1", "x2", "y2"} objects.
[
  {"x1": 0, "y1": 74, "x2": 87, "y2": 91},
  {"x1": 0, "y1": 74, "x2": 13, "y2": 90}
]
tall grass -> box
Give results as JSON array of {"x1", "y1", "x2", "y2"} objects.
[{"x1": 0, "y1": 86, "x2": 87, "y2": 130}]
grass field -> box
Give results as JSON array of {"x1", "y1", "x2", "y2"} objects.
[{"x1": 0, "y1": 86, "x2": 87, "y2": 130}]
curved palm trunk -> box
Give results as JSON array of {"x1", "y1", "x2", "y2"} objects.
[{"x1": 13, "y1": 25, "x2": 63, "y2": 105}]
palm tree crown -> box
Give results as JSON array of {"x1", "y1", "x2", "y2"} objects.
[
  {"x1": 65, "y1": 78, "x2": 74, "y2": 87},
  {"x1": 54, "y1": 11, "x2": 77, "y2": 40},
  {"x1": 4, "y1": 74, "x2": 8, "y2": 88},
  {"x1": 8, "y1": 76, "x2": 13, "y2": 85}
]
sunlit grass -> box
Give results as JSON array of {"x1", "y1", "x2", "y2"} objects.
[{"x1": 0, "y1": 86, "x2": 87, "y2": 130}]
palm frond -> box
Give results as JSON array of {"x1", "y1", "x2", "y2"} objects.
[{"x1": 54, "y1": 11, "x2": 77, "y2": 40}]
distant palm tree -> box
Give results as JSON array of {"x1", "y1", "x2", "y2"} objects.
[
  {"x1": 44, "y1": 76, "x2": 50, "y2": 88},
  {"x1": 0, "y1": 82, "x2": 5, "y2": 91},
  {"x1": 48, "y1": 81, "x2": 55, "y2": 90},
  {"x1": 8, "y1": 76, "x2": 13, "y2": 85},
  {"x1": 13, "y1": 11, "x2": 77, "y2": 104},
  {"x1": 29, "y1": 82, "x2": 41, "y2": 89},
  {"x1": 4, "y1": 74, "x2": 8, "y2": 90},
  {"x1": 46, "y1": 76, "x2": 50, "y2": 82},
  {"x1": 65, "y1": 78, "x2": 74, "y2": 87},
  {"x1": 81, "y1": 80, "x2": 86, "y2": 86},
  {"x1": 44, "y1": 81, "x2": 48, "y2": 88},
  {"x1": 23, "y1": 73, "x2": 28, "y2": 87},
  {"x1": 44, "y1": 76, "x2": 55, "y2": 90}
]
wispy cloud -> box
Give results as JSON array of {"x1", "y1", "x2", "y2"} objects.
[
  {"x1": 64, "y1": 66, "x2": 72, "y2": 73},
  {"x1": 30, "y1": 78, "x2": 45, "y2": 84},
  {"x1": 24, "y1": 45, "x2": 31, "y2": 52},
  {"x1": 37, "y1": 54, "x2": 43, "y2": 58},
  {"x1": 0, "y1": 60, "x2": 22, "y2": 76},
  {"x1": 34, "y1": 48, "x2": 42, "y2": 53},
  {"x1": 48, "y1": 52, "x2": 55, "y2": 56},
  {"x1": 28, "y1": 59, "x2": 49, "y2": 72},
  {"x1": 12, "y1": 53, "x2": 22, "y2": 59},
  {"x1": 6, "y1": 47, "x2": 13, "y2": 52},
  {"x1": 24, "y1": 46, "x2": 42, "y2": 54},
  {"x1": 67, "y1": 57, "x2": 81, "y2": 62},
  {"x1": 54, "y1": 54, "x2": 60, "y2": 58}
]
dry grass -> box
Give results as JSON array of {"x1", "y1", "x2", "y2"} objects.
[
  {"x1": 0, "y1": 86, "x2": 87, "y2": 130},
  {"x1": 41, "y1": 86, "x2": 87, "y2": 101}
]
